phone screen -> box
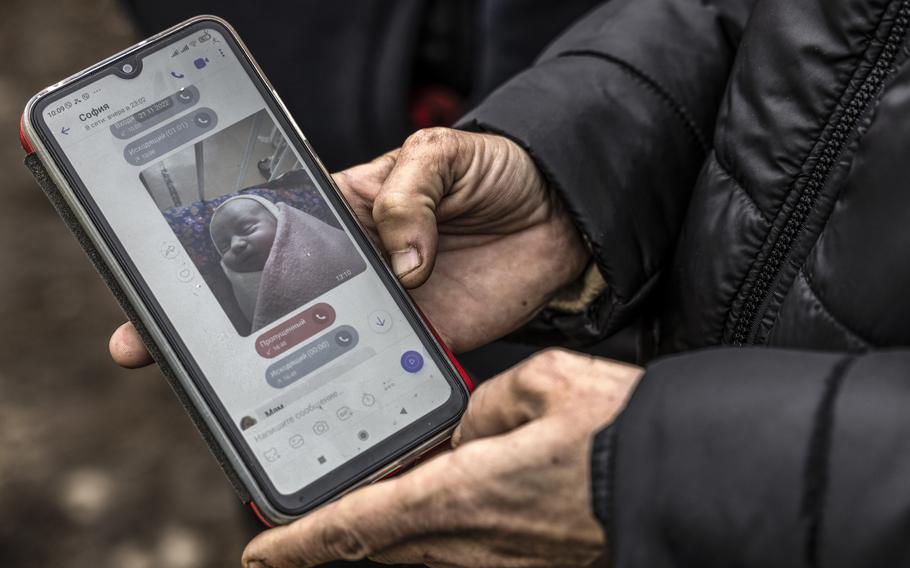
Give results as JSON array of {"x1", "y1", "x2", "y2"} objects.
[{"x1": 32, "y1": 21, "x2": 466, "y2": 512}]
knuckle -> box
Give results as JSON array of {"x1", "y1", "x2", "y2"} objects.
[
  {"x1": 512, "y1": 367, "x2": 553, "y2": 398},
  {"x1": 375, "y1": 151, "x2": 399, "y2": 171},
  {"x1": 406, "y1": 127, "x2": 456, "y2": 149},
  {"x1": 529, "y1": 348, "x2": 572, "y2": 372},
  {"x1": 420, "y1": 549, "x2": 449, "y2": 566},
  {"x1": 513, "y1": 349, "x2": 572, "y2": 397},
  {"x1": 317, "y1": 522, "x2": 371, "y2": 561},
  {"x1": 372, "y1": 190, "x2": 414, "y2": 222}
]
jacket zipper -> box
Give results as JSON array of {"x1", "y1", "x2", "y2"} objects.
[{"x1": 729, "y1": 0, "x2": 910, "y2": 346}]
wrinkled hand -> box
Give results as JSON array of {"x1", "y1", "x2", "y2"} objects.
[
  {"x1": 242, "y1": 349, "x2": 643, "y2": 568},
  {"x1": 109, "y1": 128, "x2": 589, "y2": 367}
]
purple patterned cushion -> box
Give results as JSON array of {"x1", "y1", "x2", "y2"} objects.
[{"x1": 161, "y1": 169, "x2": 336, "y2": 269}]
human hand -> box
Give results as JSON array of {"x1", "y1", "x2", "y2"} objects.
[
  {"x1": 241, "y1": 349, "x2": 643, "y2": 568},
  {"x1": 333, "y1": 128, "x2": 590, "y2": 353},
  {"x1": 109, "y1": 128, "x2": 589, "y2": 365}
]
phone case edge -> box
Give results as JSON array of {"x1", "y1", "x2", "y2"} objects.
[{"x1": 23, "y1": 151, "x2": 254, "y2": 505}]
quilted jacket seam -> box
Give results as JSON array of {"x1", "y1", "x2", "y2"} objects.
[
  {"x1": 802, "y1": 355, "x2": 855, "y2": 568},
  {"x1": 712, "y1": 154, "x2": 772, "y2": 225},
  {"x1": 555, "y1": 49, "x2": 710, "y2": 153},
  {"x1": 798, "y1": 270, "x2": 872, "y2": 348},
  {"x1": 723, "y1": 1, "x2": 904, "y2": 345}
]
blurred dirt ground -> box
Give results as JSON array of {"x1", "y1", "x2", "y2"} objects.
[{"x1": 0, "y1": 1, "x2": 251, "y2": 566}]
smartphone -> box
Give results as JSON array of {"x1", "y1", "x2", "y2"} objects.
[{"x1": 21, "y1": 15, "x2": 471, "y2": 525}]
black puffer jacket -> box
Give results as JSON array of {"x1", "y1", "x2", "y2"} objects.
[{"x1": 459, "y1": 0, "x2": 910, "y2": 565}]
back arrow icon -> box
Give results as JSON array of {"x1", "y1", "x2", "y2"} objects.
[{"x1": 60, "y1": 126, "x2": 70, "y2": 135}]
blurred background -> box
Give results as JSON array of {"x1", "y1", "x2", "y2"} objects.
[
  {"x1": 0, "y1": 0, "x2": 604, "y2": 566},
  {"x1": 0, "y1": 2, "x2": 250, "y2": 567}
]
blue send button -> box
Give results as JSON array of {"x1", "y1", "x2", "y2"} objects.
[{"x1": 400, "y1": 350, "x2": 424, "y2": 373}]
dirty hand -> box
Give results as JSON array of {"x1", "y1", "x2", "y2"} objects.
[
  {"x1": 242, "y1": 349, "x2": 643, "y2": 568},
  {"x1": 109, "y1": 128, "x2": 589, "y2": 366}
]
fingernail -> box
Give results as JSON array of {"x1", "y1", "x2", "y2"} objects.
[
  {"x1": 246, "y1": 562, "x2": 264, "y2": 568},
  {"x1": 391, "y1": 247, "x2": 421, "y2": 278}
]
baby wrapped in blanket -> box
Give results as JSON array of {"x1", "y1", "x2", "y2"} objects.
[{"x1": 209, "y1": 195, "x2": 366, "y2": 334}]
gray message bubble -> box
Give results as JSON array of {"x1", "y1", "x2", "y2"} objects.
[
  {"x1": 123, "y1": 107, "x2": 217, "y2": 166},
  {"x1": 266, "y1": 325, "x2": 360, "y2": 389},
  {"x1": 110, "y1": 86, "x2": 200, "y2": 139}
]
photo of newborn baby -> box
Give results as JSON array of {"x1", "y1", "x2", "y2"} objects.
[
  {"x1": 210, "y1": 194, "x2": 365, "y2": 333},
  {"x1": 139, "y1": 109, "x2": 367, "y2": 336}
]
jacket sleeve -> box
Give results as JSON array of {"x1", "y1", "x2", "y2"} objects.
[
  {"x1": 456, "y1": 0, "x2": 755, "y2": 342},
  {"x1": 594, "y1": 348, "x2": 910, "y2": 567}
]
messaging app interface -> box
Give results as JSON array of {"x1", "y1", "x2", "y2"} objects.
[{"x1": 41, "y1": 27, "x2": 454, "y2": 494}]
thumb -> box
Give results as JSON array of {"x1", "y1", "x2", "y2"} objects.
[
  {"x1": 371, "y1": 128, "x2": 469, "y2": 288},
  {"x1": 109, "y1": 322, "x2": 154, "y2": 368}
]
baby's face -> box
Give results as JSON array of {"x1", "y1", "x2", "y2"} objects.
[{"x1": 210, "y1": 199, "x2": 277, "y2": 273}]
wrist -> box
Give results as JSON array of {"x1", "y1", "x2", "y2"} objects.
[{"x1": 545, "y1": 196, "x2": 600, "y2": 312}]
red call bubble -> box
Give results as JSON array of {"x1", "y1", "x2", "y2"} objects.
[{"x1": 255, "y1": 303, "x2": 336, "y2": 358}]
